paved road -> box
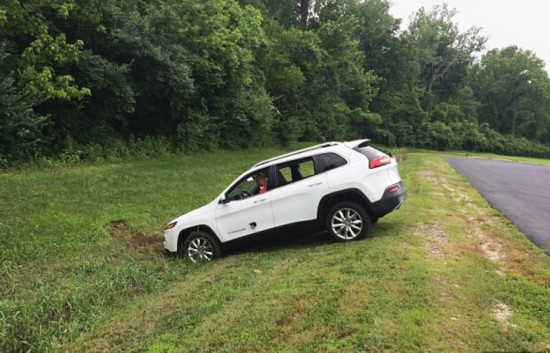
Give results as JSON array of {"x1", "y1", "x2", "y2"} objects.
[{"x1": 445, "y1": 157, "x2": 550, "y2": 253}]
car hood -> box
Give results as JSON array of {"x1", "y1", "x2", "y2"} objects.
[{"x1": 171, "y1": 199, "x2": 217, "y2": 225}]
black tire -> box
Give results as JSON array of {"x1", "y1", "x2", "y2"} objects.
[
  {"x1": 326, "y1": 202, "x2": 370, "y2": 241},
  {"x1": 182, "y1": 231, "x2": 222, "y2": 263}
]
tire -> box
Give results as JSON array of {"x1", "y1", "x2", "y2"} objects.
[
  {"x1": 326, "y1": 202, "x2": 370, "y2": 241},
  {"x1": 182, "y1": 231, "x2": 222, "y2": 263}
]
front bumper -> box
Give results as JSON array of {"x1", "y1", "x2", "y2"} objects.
[
  {"x1": 163, "y1": 229, "x2": 179, "y2": 253},
  {"x1": 370, "y1": 181, "x2": 407, "y2": 218}
]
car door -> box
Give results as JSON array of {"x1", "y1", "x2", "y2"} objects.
[
  {"x1": 215, "y1": 171, "x2": 275, "y2": 242},
  {"x1": 270, "y1": 157, "x2": 329, "y2": 227}
]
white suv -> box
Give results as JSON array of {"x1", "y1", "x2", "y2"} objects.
[{"x1": 163, "y1": 139, "x2": 406, "y2": 262}]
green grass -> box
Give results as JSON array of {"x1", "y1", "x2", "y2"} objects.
[
  {"x1": 440, "y1": 150, "x2": 550, "y2": 165},
  {"x1": 1, "y1": 147, "x2": 549, "y2": 352}
]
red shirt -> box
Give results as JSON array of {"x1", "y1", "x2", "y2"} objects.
[{"x1": 259, "y1": 185, "x2": 267, "y2": 194}]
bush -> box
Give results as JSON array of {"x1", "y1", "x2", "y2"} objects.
[
  {"x1": 394, "y1": 148, "x2": 409, "y2": 162},
  {"x1": 423, "y1": 121, "x2": 454, "y2": 150}
]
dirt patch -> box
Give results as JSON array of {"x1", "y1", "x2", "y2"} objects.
[
  {"x1": 469, "y1": 228, "x2": 505, "y2": 262},
  {"x1": 277, "y1": 297, "x2": 309, "y2": 329},
  {"x1": 423, "y1": 170, "x2": 438, "y2": 183},
  {"x1": 493, "y1": 302, "x2": 516, "y2": 328},
  {"x1": 479, "y1": 238, "x2": 505, "y2": 261},
  {"x1": 107, "y1": 220, "x2": 164, "y2": 258},
  {"x1": 442, "y1": 183, "x2": 472, "y2": 203},
  {"x1": 417, "y1": 222, "x2": 450, "y2": 258}
]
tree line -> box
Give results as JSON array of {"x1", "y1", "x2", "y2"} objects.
[{"x1": 1, "y1": 0, "x2": 550, "y2": 165}]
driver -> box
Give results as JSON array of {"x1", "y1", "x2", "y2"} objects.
[{"x1": 256, "y1": 172, "x2": 268, "y2": 194}]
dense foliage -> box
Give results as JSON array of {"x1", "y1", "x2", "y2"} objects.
[{"x1": 1, "y1": 0, "x2": 550, "y2": 165}]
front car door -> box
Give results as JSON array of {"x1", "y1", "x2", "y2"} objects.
[{"x1": 215, "y1": 168, "x2": 275, "y2": 242}]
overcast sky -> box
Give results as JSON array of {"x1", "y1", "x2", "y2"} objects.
[{"x1": 389, "y1": 0, "x2": 550, "y2": 69}]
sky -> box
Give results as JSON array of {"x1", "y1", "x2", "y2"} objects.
[{"x1": 389, "y1": 0, "x2": 550, "y2": 68}]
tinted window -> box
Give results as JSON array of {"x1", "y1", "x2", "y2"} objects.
[
  {"x1": 298, "y1": 160, "x2": 315, "y2": 177},
  {"x1": 278, "y1": 166, "x2": 292, "y2": 182},
  {"x1": 357, "y1": 146, "x2": 386, "y2": 159},
  {"x1": 315, "y1": 153, "x2": 347, "y2": 172},
  {"x1": 274, "y1": 157, "x2": 316, "y2": 187}
]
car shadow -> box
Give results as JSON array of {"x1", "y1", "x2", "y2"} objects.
[
  {"x1": 222, "y1": 220, "x2": 401, "y2": 258},
  {"x1": 222, "y1": 231, "x2": 331, "y2": 257}
]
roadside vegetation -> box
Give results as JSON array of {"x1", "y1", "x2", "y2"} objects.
[
  {"x1": 2, "y1": 0, "x2": 550, "y2": 168},
  {"x1": 1, "y1": 147, "x2": 549, "y2": 352}
]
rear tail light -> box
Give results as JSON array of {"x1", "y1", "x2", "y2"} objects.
[
  {"x1": 388, "y1": 185, "x2": 399, "y2": 193},
  {"x1": 369, "y1": 156, "x2": 391, "y2": 169}
]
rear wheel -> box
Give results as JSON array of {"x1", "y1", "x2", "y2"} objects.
[
  {"x1": 326, "y1": 202, "x2": 370, "y2": 241},
  {"x1": 183, "y1": 231, "x2": 222, "y2": 263}
]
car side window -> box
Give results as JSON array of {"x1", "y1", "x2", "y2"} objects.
[
  {"x1": 314, "y1": 153, "x2": 347, "y2": 173},
  {"x1": 279, "y1": 166, "x2": 292, "y2": 181},
  {"x1": 298, "y1": 160, "x2": 315, "y2": 178},
  {"x1": 226, "y1": 176, "x2": 258, "y2": 201},
  {"x1": 273, "y1": 153, "x2": 346, "y2": 189},
  {"x1": 274, "y1": 157, "x2": 318, "y2": 188},
  {"x1": 226, "y1": 169, "x2": 269, "y2": 201}
]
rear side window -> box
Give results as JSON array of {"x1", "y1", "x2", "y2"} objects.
[
  {"x1": 274, "y1": 157, "x2": 316, "y2": 187},
  {"x1": 357, "y1": 146, "x2": 387, "y2": 159},
  {"x1": 298, "y1": 160, "x2": 315, "y2": 177},
  {"x1": 274, "y1": 153, "x2": 346, "y2": 188},
  {"x1": 357, "y1": 146, "x2": 392, "y2": 169},
  {"x1": 314, "y1": 153, "x2": 347, "y2": 173},
  {"x1": 278, "y1": 166, "x2": 292, "y2": 181}
]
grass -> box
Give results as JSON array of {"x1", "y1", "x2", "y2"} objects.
[
  {"x1": 440, "y1": 150, "x2": 550, "y2": 165},
  {"x1": 1, "y1": 146, "x2": 549, "y2": 352}
]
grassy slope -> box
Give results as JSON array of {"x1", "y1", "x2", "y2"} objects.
[{"x1": 1, "y1": 148, "x2": 549, "y2": 352}]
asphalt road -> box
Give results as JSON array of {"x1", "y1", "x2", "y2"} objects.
[{"x1": 445, "y1": 157, "x2": 550, "y2": 253}]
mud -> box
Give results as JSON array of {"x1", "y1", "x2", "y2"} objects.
[{"x1": 107, "y1": 220, "x2": 165, "y2": 258}]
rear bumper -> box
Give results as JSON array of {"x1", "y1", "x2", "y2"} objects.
[{"x1": 371, "y1": 181, "x2": 407, "y2": 218}]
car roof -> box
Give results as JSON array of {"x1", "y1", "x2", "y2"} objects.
[{"x1": 253, "y1": 139, "x2": 371, "y2": 168}]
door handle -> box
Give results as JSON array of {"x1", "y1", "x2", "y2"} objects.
[
  {"x1": 253, "y1": 198, "x2": 267, "y2": 204},
  {"x1": 308, "y1": 182, "x2": 323, "y2": 187}
]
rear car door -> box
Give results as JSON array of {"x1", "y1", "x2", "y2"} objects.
[{"x1": 270, "y1": 157, "x2": 329, "y2": 227}]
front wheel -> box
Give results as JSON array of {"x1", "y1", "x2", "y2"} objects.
[
  {"x1": 183, "y1": 231, "x2": 222, "y2": 263},
  {"x1": 326, "y1": 202, "x2": 370, "y2": 241}
]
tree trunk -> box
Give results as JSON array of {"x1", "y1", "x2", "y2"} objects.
[{"x1": 300, "y1": 0, "x2": 310, "y2": 31}]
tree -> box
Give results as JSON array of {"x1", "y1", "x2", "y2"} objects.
[
  {"x1": 0, "y1": 47, "x2": 47, "y2": 163},
  {"x1": 407, "y1": 4, "x2": 486, "y2": 96},
  {"x1": 0, "y1": 0, "x2": 90, "y2": 101},
  {"x1": 472, "y1": 46, "x2": 550, "y2": 142}
]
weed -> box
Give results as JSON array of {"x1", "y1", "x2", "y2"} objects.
[{"x1": 394, "y1": 147, "x2": 409, "y2": 162}]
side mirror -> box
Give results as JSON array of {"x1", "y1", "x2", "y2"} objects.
[{"x1": 219, "y1": 195, "x2": 228, "y2": 204}]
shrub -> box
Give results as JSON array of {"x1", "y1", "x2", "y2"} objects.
[{"x1": 394, "y1": 148, "x2": 409, "y2": 162}]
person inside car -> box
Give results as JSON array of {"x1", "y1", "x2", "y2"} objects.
[{"x1": 256, "y1": 172, "x2": 268, "y2": 194}]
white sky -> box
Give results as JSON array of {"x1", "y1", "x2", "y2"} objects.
[{"x1": 389, "y1": 0, "x2": 550, "y2": 68}]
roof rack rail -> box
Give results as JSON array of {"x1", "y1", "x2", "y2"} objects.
[{"x1": 254, "y1": 142, "x2": 339, "y2": 167}]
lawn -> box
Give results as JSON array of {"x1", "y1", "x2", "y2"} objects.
[{"x1": 1, "y1": 147, "x2": 549, "y2": 352}]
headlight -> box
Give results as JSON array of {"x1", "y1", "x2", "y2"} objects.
[{"x1": 164, "y1": 221, "x2": 177, "y2": 230}]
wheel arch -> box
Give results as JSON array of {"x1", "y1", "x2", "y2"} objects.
[
  {"x1": 317, "y1": 189, "x2": 376, "y2": 223},
  {"x1": 177, "y1": 225, "x2": 221, "y2": 253}
]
